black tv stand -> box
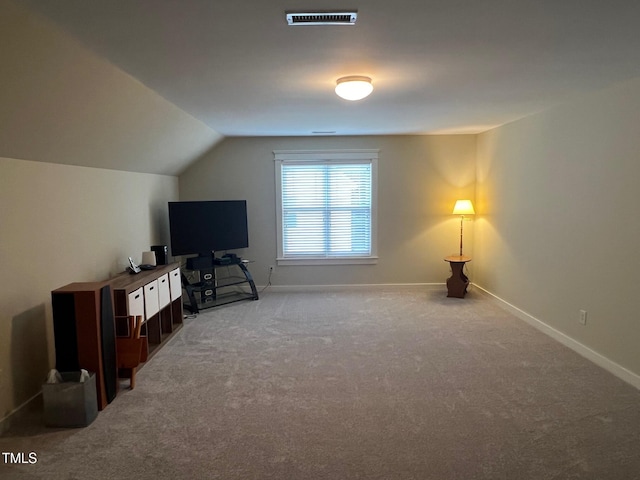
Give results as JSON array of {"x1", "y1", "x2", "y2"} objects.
[{"x1": 182, "y1": 254, "x2": 258, "y2": 313}]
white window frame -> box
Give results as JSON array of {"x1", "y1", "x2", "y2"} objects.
[{"x1": 274, "y1": 149, "x2": 379, "y2": 266}]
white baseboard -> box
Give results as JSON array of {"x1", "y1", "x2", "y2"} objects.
[
  {"x1": 260, "y1": 283, "x2": 445, "y2": 292},
  {"x1": 472, "y1": 283, "x2": 640, "y2": 390},
  {"x1": 0, "y1": 391, "x2": 42, "y2": 435}
]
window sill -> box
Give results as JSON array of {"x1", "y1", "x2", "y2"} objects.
[{"x1": 276, "y1": 256, "x2": 379, "y2": 266}]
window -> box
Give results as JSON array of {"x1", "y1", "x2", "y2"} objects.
[{"x1": 274, "y1": 150, "x2": 378, "y2": 265}]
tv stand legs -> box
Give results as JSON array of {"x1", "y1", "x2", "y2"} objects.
[{"x1": 239, "y1": 263, "x2": 259, "y2": 300}]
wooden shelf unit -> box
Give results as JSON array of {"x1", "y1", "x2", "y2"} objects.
[
  {"x1": 51, "y1": 263, "x2": 184, "y2": 410},
  {"x1": 110, "y1": 263, "x2": 183, "y2": 361}
]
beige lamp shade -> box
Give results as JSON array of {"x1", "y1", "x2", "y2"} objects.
[{"x1": 452, "y1": 199, "x2": 475, "y2": 215}]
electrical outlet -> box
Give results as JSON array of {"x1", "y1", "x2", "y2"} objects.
[{"x1": 579, "y1": 309, "x2": 587, "y2": 326}]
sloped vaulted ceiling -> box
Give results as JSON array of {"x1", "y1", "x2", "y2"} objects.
[
  {"x1": 18, "y1": 0, "x2": 640, "y2": 138},
  {"x1": 4, "y1": 0, "x2": 640, "y2": 173},
  {"x1": 0, "y1": 0, "x2": 222, "y2": 175}
]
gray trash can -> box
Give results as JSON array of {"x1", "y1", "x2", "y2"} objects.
[{"x1": 42, "y1": 372, "x2": 98, "y2": 428}]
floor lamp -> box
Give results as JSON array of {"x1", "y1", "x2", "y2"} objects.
[{"x1": 452, "y1": 199, "x2": 475, "y2": 256}]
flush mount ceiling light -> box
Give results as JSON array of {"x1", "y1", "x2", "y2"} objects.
[{"x1": 335, "y1": 76, "x2": 373, "y2": 101}]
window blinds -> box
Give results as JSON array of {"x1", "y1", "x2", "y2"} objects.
[{"x1": 281, "y1": 162, "x2": 372, "y2": 258}]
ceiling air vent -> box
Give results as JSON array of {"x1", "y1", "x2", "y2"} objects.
[{"x1": 286, "y1": 11, "x2": 358, "y2": 26}]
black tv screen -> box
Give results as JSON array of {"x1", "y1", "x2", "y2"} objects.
[{"x1": 168, "y1": 200, "x2": 249, "y2": 256}]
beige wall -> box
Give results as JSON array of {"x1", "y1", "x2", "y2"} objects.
[
  {"x1": 0, "y1": 157, "x2": 178, "y2": 425},
  {"x1": 179, "y1": 135, "x2": 477, "y2": 287},
  {"x1": 475, "y1": 77, "x2": 640, "y2": 380}
]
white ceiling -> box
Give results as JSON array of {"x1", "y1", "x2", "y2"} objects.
[{"x1": 20, "y1": 0, "x2": 640, "y2": 137}]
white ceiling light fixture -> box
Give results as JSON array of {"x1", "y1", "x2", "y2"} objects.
[{"x1": 335, "y1": 76, "x2": 373, "y2": 101}]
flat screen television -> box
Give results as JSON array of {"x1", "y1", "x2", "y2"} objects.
[{"x1": 168, "y1": 200, "x2": 249, "y2": 256}]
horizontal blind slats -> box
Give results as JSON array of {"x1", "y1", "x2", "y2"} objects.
[{"x1": 281, "y1": 163, "x2": 372, "y2": 258}]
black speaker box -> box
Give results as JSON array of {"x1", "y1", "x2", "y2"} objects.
[
  {"x1": 151, "y1": 245, "x2": 168, "y2": 265},
  {"x1": 99, "y1": 285, "x2": 117, "y2": 403}
]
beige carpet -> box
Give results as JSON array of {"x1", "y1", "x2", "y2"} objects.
[{"x1": 2, "y1": 288, "x2": 640, "y2": 479}]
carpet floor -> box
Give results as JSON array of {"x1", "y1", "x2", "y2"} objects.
[{"x1": 2, "y1": 288, "x2": 640, "y2": 479}]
